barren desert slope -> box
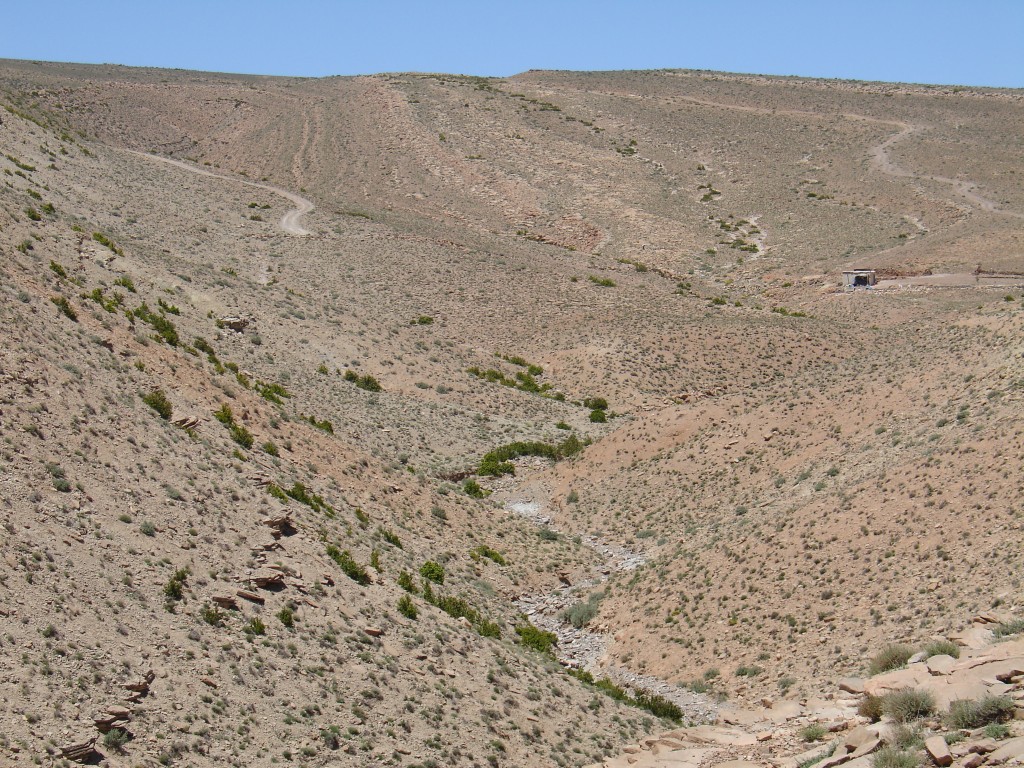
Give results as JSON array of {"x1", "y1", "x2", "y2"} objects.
[{"x1": 0, "y1": 59, "x2": 1022, "y2": 768}]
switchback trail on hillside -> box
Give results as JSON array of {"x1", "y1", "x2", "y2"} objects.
[
  {"x1": 125, "y1": 150, "x2": 315, "y2": 235},
  {"x1": 869, "y1": 125, "x2": 1024, "y2": 219},
  {"x1": 538, "y1": 81, "x2": 1022, "y2": 221}
]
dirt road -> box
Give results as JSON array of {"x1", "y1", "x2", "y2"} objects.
[
  {"x1": 869, "y1": 124, "x2": 1023, "y2": 219},
  {"x1": 125, "y1": 150, "x2": 314, "y2": 235}
]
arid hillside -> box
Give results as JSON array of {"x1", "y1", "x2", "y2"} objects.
[{"x1": 0, "y1": 59, "x2": 1021, "y2": 768}]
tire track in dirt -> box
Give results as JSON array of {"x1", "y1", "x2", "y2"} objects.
[
  {"x1": 869, "y1": 125, "x2": 1023, "y2": 220},
  {"x1": 537, "y1": 82, "x2": 1022, "y2": 221},
  {"x1": 125, "y1": 149, "x2": 314, "y2": 235}
]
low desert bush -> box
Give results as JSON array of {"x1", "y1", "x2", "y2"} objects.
[
  {"x1": 869, "y1": 644, "x2": 915, "y2": 675},
  {"x1": 922, "y1": 640, "x2": 960, "y2": 659},
  {"x1": 881, "y1": 688, "x2": 935, "y2": 723},
  {"x1": 516, "y1": 623, "x2": 557, "y2": 656},
  {"x1": 142, "y1": 389, "x2": 173, "y2": 420},
  {"x1": 397, "y1": 595, "x2": 418, "y2": 620},
  {"x1": 871, "y1": 747, "x2": 920, "y2": 768},
  {"x1": 945, "y1": 695, "x2": 1015, "y2": 729},
  {"x1": 993, "y1": 618, "x2": 1024, "y2": 638},
  {"x1": 51, "y1": 295, "x2": 78, "y2": 321},
  {"x1": 859, "y1": 694, "x2": 884, "y2": 722},
  {"x1": 800, "y1": 724, "x2": 828, "y2": 742},
  {"x1": 326, "y1": 545, "x2": 371, "y2": 585},
  {"x1": 420, "y1": 560, "x2": 445, "y2": 584}
]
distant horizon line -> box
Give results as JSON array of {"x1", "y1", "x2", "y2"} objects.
[{"x1": 1, "y1": 56, "x2": 1020, "y2": 91}]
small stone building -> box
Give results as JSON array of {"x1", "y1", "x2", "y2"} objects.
[{"x1": 842, "y1": 269, "x2": 877, "y2": 290}]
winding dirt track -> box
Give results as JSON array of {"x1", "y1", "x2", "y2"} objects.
[
  {"x1": 125, "y1": 150, "x2": 314, "y2": 235},
  {"x1": 541, "y1": 82, "x2": 1021, "y2": 221},
  {"x1": 869, "y1": 125, "x2": 1023, "y2": 219}
]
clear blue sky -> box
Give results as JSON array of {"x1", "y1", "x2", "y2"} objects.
[{"x1": 4, "y1": 1, "x2": 1022, "y2": 87}]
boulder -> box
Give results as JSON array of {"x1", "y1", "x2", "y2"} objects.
[
  {"x1": 925, "y1": 736, "x2": 953, "y2": 767},
  {"x1": 950, "y1": 625, "x2": 995, "y2": 650},
  {"x1": 839, "y1": 677, "x2": 866, "y2": 695},
  {"x1": 845, "y1": 727, "x2": 875, "y2": 751},
  {"x1": 931, "y1": 679, "x2": 1000, "y2": 710},
  {"x1": 987, "y1": 737, "x2": 1024, "y2": 765},
  {"x1": 864, "y1": 666, "x2": 931, "y2": 696},
  {"x1": 718, "y1": 706, "x2": 769, "y2": 727},
  {"x1": 673, "y1": 725, "x2": 757, "y2": 747},
  {"x1": 768, "y1": 699, "x2": 805, "y2": 723},
  {"x1": 60, "y1": 737, "x2": 96, "y2": 762},
  {"x1": 927, "y1": 655, "x2": 957, "y2": 676}
]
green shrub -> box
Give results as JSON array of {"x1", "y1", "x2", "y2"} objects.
[
  {"x1": 945, "y1": 695, "x2": 1015, "y2": 729},
  {"x1": 302, "y1": 414, "x2": 334, "y2": 433},
  {"x1": 562, "y1": 592, "x2": 603, "y2": 628},
  {"x1": 139, "y1": 520, "x2": 156, "y2": 537},
  {"x1": 476, "y1": 435, "x2": 588, "y2": 477},
  {"x1": 588, "y1": 275, "x2": 616, "y2": 287},
  {"x1": 278, "y1": 606, "x2": 294, "y2": 628},
  {"x1": 397, "y1": 595, "x2": 418, "y2": 620},
  {"x1": 93, "y1": 231, "x2": 123, "y2": 255},
  {"x1": 633, "y1": 691, "x2": 682, "y2": 722},
  {"x1": 49, "y1": 260, "x2": 67, "y2": 279},
  {"x1": 380, "y1": 528, "x2": 403, "y2": 548},
  {"x1": 871, "y1": 747, "x2": 920, "y2": 768},
  {"x1": 214, "y1": 403, "x2": 234, "y2": 425},
  {"x1": 594, "y1": 677, "x2": 629, "y2": 701},
  {"x1": 890, "y1": 723, "x2": 924, "y2": 750},
  {"x1": 881, "y1": 688, "x2": 935, "y2": 723},
  {"x1": 201, "y1": 604, "x2": 224, "y2": 626},
  {"x1": 157, "y1": 298, "x2": 180, "y2": 315},
  {"x1": 589, "y1": 409, "x2": 607, "y2": 423},
  {"x1": 993, "y1": 618, "x2": 1024, "y2": 637},
  {"x1": 736, "y1": 664, "x2": 764, "y2": 677},
  {"x1": 326, "y1": 545, "x2": 371, "y2": 585},
  {"x1": 797, "y1": 750, "x2": 831, "y2": 768},
  {"x1": 142, "y1": 389, "x2": 173, "y2": 420},
  {"x1": 922, "y1": 640, "x2": 960, "y2": 659},
  {"x1": 163, "y1": 568, "x2": 188, "y2": 603},
  {"x1": 516, "y1": 623, "x2": 557, "y2": 656},
  {"x1": 133, "y1": 303, "x2": 179, "y2": 346},
  {"x1": 397, "y1": 570, "x2": 418, "y2": 594},
  {"x1": 281, "y1": 482, "x2": 333, "y2": 516},
  {"x1": 51, "y1": 295, "x2": 78, "y2": 321},
  {"x1": 229, "y1": 423, "x2": 254, "y2": 449},
  {"x1": 463, "y1": 478, "x2": 489, "y2": 498},
  {"x1": 114, "y1": 276, "x2": 136, "y2": 292},
  {"x1": 256, "y1": 381, "x2": 291, "y2": 403},
  {"x1": 562, "y1": 601, "x2": 597, "y2": 628},
  {"x1": 983, "y1": 723, "x2": 1010, "y2": 740},
  {"x1": 103, "y1": 728, "x2": 129, "y2": 752},
  {"x1": 343, "y1": 369, "x2": 382, "y2": 392},
  {"x1": 420, "y1": 561, "x2": 445, "y2": 584},
  {"x1": 262, "y1": 441, "x2": 279, "y2": 456},
  {"x1": 470, "y1": 545, "x2": 506, "y2": 565},
  {"x1": 869, "y1": 644, "x2": 915, "y2": 675},
  {"x1": 800, "y1": 724, "x2": 828, "y2": 742},
  {"x1": 476, "y1": 618, "x2": 501, "y2": 638},
  {"x1": 245, "y1": 617, "x2": 266, "y2": 636},
  {"x1": 859, "y1": 694, "x2": 884, "y2": 722}
]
